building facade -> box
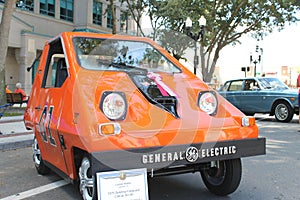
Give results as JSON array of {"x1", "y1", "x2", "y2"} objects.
[{"x1": 0, "y1": 0, "x2": 136, "y2": 94}]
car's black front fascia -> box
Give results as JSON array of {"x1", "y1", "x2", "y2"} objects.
[{"x1": 91, "y1": 138, "x2": 266, "y2": 177}]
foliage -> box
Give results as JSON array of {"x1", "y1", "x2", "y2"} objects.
[
  {"x1": 121, "y1": 0, "x2": 147, "y2": 36},
  {"x1": 125, "y1": 0, "x2": 300, "y2": 82},
  {"x1": 156, "y1": 29, "x2": 191, "y2": 60}
]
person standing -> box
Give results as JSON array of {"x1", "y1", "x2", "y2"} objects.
[{"x1": 14, "y1": 82, "x2": 27, "y2": 100}]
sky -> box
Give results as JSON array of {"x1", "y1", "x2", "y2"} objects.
[{"x1": 218, "y1": 21, "x2": 300, "y2": 81}]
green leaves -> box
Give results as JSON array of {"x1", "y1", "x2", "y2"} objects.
[
  {"x1": 124, "y1": 0, "x2": 298, "y2": 81},
  {"x1": 145, "y1": 0, "x2": 299, "y2": 81}
]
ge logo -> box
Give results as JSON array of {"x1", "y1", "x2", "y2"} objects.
[{"x1": 185, "y1": 146, "x2": 199, "y2": 162}]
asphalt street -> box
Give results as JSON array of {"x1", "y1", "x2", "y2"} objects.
[{"x1": 0, "y1": 114, "x2": 299, "y2": 200}]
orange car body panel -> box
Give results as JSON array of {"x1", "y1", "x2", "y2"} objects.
[{"x1": 24, "y1": 32, "x2": 262, "y2": 180}]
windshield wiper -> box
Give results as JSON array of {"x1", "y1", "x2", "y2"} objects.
[{"x1": 109, "y1": 62, "x2": 147, "y2": 74}]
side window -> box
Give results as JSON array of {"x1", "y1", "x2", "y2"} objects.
[
  {"x1": 42, "y1": 39, "x2": 68, "y2": 88},
  {"x1": 220, "y1": 82, "x2": 230, "y2": 91},
  {"x1": 250, "y1": 80, "x2": 259, "y2": 90},
  {"x1": 244, "y1": 80, "x2": 251, "y2": 91},
  {"x1": 244, "y1": 80, "x2": 259, "y2": 91},
  {"x1": 228, "y1": 81, "x2": 243, "y2": 91},
  {"x1": 30, "y1": 53, "x2": 41, "y2": 84}
]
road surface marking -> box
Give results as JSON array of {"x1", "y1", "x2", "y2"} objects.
[{"x1": 0, "y1": 180, "x2": 68, "y2": 200}]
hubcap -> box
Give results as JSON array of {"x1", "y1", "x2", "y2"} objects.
[
  {"x1": 203, "y1": 161, "x2": 226, "y2": 186},
  {"x1": 275, "y1": 104, "x2": 288, "y2": 120},
  {"x1": 32, "y1": 138, "x2": 41, "y2": 166},
  {"x1": 79, "y1": 157, "x2": 94, "y2": 200}
]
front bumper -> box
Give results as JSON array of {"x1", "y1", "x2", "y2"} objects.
[{"x1": 91, "y1": 138, "x2": 266, "y2": 177}]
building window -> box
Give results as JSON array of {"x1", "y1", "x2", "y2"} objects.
[
  {"x1": 107, "y1": 7, "x2": 114, "y2": 29},
  {"x1": 16, "y1": 0, "x2": 34, "y2": 11},
  {"x1": 120, "y1": 11, "x2": 128, "y2": 33},
  {"x1": 40, "y1": 0, "x2": 55, "y2": 17},
  {"x1": 93, "y1": 0, "x2": 102, "y2": 26},
  {"x1": 60, "y1": 0, "x2": 73, "y2": 22}
]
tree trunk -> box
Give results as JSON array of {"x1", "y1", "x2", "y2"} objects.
[
  {"x1": 121, "y1": 0, "x2": 145, "y2": 37},
  {"x1": 200, "y1": 43, "x2": 206, "y2": 81},
  {"x1": 201, "y1": 41, "x2": 220, "y2": 83},
  {"x1": 0, "y1": 0, "x2": 15, "y2": 105},
  {"x1": 109, "y1": 0, "x2": 116, "y2": 34}
]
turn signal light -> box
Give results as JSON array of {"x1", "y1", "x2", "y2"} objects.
[
  {"x1": 241, "y1": 117, "x2": 256, "y2": 127},
  {"x1": 99, "y1": 123, "x2": 121, "y2": 135}
]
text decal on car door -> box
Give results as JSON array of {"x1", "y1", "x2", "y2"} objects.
[{"x1": 37, "y1": 105, "x2": 57, "y2": 146}]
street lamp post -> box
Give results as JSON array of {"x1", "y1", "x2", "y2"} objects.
[
  {"x1": 250, "y1": 44, "x2": 263, "y2": 77},
  {"x1": 185, "y1": 16, "x2": 206, "y2": 75}
]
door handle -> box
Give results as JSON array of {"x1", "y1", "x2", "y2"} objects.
[{"x1": 35, "y1": 106, "x2": 41, "y2": 111}]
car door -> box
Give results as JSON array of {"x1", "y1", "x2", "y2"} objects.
[
  {"x1": 240, "y1": 79, "x2": 264, "y2": 113},
  {"x1": 222, "y1": 80, "x2": 244, "y2": 110},
  {"x1": 34, "y1": 38, "x2": 69, "y2": 174}
]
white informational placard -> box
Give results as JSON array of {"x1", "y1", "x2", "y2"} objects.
[{"x1": 97, "y1": 168, "x2": 148, "y2": 200}]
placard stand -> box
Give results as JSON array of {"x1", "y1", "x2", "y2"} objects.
[{"x1": 97, "y1": 168, "x2": 149, "y2": 200}]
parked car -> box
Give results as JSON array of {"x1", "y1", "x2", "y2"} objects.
[
  {"x1": 24, "y1": 32, "x2": 265, "y2": 199},
  {"x1": 218, "y1": 77, "x2": 299, "y2": 122}
]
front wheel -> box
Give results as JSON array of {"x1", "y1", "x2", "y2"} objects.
[
  {"x1": 200, "y1": 159, "x2": 242, "y2": 196},
  {"x1": 32, "y1": 137, "x2": 50, "y2": 175},
  {"x1": 274, "y1": 101, "x2": 294, "y2": 122},
  {"x1": 78, "y1": 156, "x2": 96, "y2": 200}
]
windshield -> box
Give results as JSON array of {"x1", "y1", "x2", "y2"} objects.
[
  {"x1": 257, "y1": 78, "x2": 289, "y2": 90},
  {"x1": 72, "y1": 37, "x2": 181, "y2": 73}
]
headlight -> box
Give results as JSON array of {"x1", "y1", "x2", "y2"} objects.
[
  {"x1": 198, "y1": 91, "x2": 218, "y2": 115},
  {"x1": 100, "y1": 92, "x2": 127, "y2": 120}
]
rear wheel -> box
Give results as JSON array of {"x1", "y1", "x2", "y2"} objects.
[
  {"x1": 274, "y1": 101, "x2": 293, "y2": 122},
  {"x1": 32, "y1": 137, "x2": 50, "y2": 175},
  {"x1": 200, "y1": 159, "x2": 242, "y2": 196},
  {"x1": 78, "y1": 156, "x2": 96, "y2": 200}
]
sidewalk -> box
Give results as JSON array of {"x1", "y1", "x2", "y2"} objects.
[{"x1": 0, "y1": 115, "x2": 33, "y2": 151}]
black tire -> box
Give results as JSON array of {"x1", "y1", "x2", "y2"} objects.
[
  {"x1": 200, "y1": 159, "x2": 242, "y2": 196},
  {"x1": 78, "y1": 156, "x2": 97, "y2": 200},
  {"x1": 243, "y1": 112, "x2": 255, "y2": 116},
  {"x1": 274, "y1": 101, "x2": 294, "y2": 122},
  {"x1": 32, "y1": 137, "x2": 50, "y2": 175}
]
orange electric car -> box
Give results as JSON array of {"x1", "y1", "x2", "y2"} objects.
[{"x1": 24, "y1": 32, "x2": 265, "y2": 199}]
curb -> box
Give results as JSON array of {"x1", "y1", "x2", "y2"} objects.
[
  {"x1": 0, "y1": 132, "x2": 34, "y2": 151},
  {"x1": 0, "y1": 139, "x2": 33, "y2": 151},
  {"x1": 0, "y1": 115, "x2": 32, "y2": 151},
  {"x1": 0, "y1": 116, "x2": 24, "y2": 124}
]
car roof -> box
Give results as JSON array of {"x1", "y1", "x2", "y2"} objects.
[
  {"x1": 224, "y1": 77, "x2": 277, "y2": 83},
  {"x1": 54, "y1": 32, "x2": 155, "y2": 43}
]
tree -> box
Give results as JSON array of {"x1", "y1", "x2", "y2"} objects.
[
  {"x1": 148, "y1": 0, "x2": 300, "y2": 82},
  {"x1": 0, "y1": 0, "x2": 16, "y2": 105},
  {"x1": 157, "y1": 29, "x2": 190, "y2": 60},
  {"x1": 109, "y1": 0, "x2": 117, "y2": 34},
  {"x1": 145, "y1": 0, "x2": 165, "y2": 40},
  {"x1": 121, "y1": 0, "x2": 147, "y2": 36}
]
